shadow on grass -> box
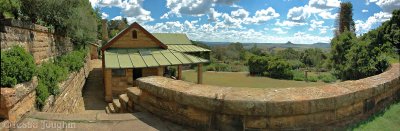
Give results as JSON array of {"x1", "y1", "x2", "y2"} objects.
[{"x1": 347, "y1": 99, "x2": 400, "y2": 130}]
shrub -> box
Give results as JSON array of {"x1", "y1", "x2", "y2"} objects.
[
  {"x1": 292, "y1": 70, "x2": 305, "y2": 81},
  {"x1": 308, "y1": 76, "x2": 318, "y2": 82},
  {"x1": 248, "y1": 55, "x2": 293, "y2": 79},
  {"x1": 206, "y1": 63, "x2": 230, "y2": 72},
  {"x1": 55, "y1": 50, "x2": 86, "y2": 72},
  {"x1": 36, "y1": 82, "x2": 50, "y2": 109},
  {"x1": 319, "y1": 73, "x2": 337, "y2": 83},
  {"x1": 37, "y1": 62, "x2": 68, "y2": 95},
  {"x1": 1, "y1": 46, "x2": 36, "y2": 87}
]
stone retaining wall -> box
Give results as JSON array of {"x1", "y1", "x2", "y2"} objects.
[
  {"x1": 0, "y1": 54, "x2": 92, "y2": 122},
  {"x1": 134, "y1": 64, "x2": 400, "y2": 130},
  {"x1": 0, "y1": 19, "x2": 73, "y2": 64},
  {"x1": 42, "y1": 55, "x2": 92, "y2": 113},
  {"x1": 0, "y1": 77, "x2": 38, "y2": 122}
]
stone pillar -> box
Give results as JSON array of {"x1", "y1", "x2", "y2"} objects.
[
  {"x1": 157, "y1": 67, "x2": 164, "y2": 76},
  {"x1": 104, "y1": 69, "x2": 112, "y2": 102},
  {"x1": 197, "y1": 64, "x2": 203, "y2": 84},
  {"x1": 177, "y1": 65, "x2": 182, "y2": 80}
]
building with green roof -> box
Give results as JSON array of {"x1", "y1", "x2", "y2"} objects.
[{"x1": 101, "y1": 22, "x2": 210, "y2": 102}]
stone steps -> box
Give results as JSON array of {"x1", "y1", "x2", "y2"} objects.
[{"x1": 105, "y1": 87, "x2": 142, "y2": 114}]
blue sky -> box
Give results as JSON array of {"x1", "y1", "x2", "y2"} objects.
[{"x1": 89, "y1": 0, "x2": 399, "y2": 44}]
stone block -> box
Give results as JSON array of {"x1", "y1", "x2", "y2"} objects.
[
  {"x1": 127, "y1": 87, "x2": 141, "y2": 103},
  {"x1": 214, "y1": 114, "x2": 243, "y2": 131},
  {"x1": 244, "y1": 116, "x2": 267, "y2": 129}
]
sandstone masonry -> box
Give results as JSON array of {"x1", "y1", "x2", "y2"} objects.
[
  {"x1": 129, "y1": 63, "x2": 400, "y2": 130},
  {"x1": 41, "y1": 55, "x2": 92, "y2": 113},
  {"x1": 0, "y1": 19, "x2": 73, "y2": 64}
]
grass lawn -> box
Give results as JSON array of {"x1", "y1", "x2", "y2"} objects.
[
  {"x1": 182, "y1": 71, "x2": 328, "y2": 88},
  {"x1": 351, "y1": 102, "x2": 400, "y2": 131}
]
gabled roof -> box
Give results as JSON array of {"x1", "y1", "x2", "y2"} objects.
[
  {"x1": 152, "y1": 33, "x2": 211, "y2": 52},
  {"x1": 101, "y1": 22, "x2": 167, "y2": 51},
  {"x1": 104, "y1": 48, "x2": 209, "y2": 68},
  {"x1": 152, "y1": 33, "x2": 192, "y2": 45}
]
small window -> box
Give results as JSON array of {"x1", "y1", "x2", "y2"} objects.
[
  {"x1": 132, "y1": 30, "x2": 137, "y2": 39},
  {"x1": 112, "y1": 69, "x2": 126, "y2": 77}
]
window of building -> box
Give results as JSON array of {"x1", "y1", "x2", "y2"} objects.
[
  {"x1": 112, "y1": 69, "x2": 126, "y2": 77},
  {"x1": 132, "y1": 30, "x2": 137, "y2": 39}
]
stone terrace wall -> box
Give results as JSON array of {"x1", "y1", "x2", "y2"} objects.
[
  {"x1": 0, "y1": 77, "x2": 38, "y2": 122},
  {"x1": 0, "y1": 19, "x2": 73, "y2": 64},
  {"x1": 42, "y1": 55, "x2": 92, "y2": 113},
  {"x1": 133, "y1": 63, "x2": 400, "y2": 130},
  {"x1": 0, "y1": 54, "x2": 92, "y2": 122}
]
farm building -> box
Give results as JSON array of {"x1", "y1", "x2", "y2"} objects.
[{"x1": 101, "y1": 22, "x2": 210, "y2": 102}]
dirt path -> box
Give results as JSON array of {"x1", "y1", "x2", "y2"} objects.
[{"x1": 82, "y1": 60, "x2": 107, "y2": 112}]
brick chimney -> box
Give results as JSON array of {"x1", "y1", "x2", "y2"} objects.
[{"x1": 101, "y1": 19, "x2": 109, "y2": 41}]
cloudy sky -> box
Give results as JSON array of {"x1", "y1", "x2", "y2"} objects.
[{"x1": 89, "y1": 0, "x2": 399, "y2": 44}]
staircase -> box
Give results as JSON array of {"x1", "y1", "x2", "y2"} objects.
[{"x1": 105, "y1": 87, "x2": 141, "y2": 114}]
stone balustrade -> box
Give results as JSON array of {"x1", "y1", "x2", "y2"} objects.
[{"x1": 132, "y1": 63, "x2": 400, "y2": 130}]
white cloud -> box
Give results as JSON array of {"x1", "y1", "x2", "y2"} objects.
[
  {"x1": 275, "y1": 20, "x2": 307, "y2": 27},
  {"x1": 308, "y1": 0, "x2": 340, "y2": 9},
  {"x1": 287, "y1": 0, "x2": 340, "y2": 22},
  {"x1": 98, "y1": 0, "x2": 122, "y2": 7},
  {"x1": 101, "y1": 12, "x2": 109, "y2": 19},
  {"x1": 143, "y1": 21, "x2": 331, "y2": 44},
  {"x1": 308, "y1": 20, "x2": 330, "y2": 34},
  {"x1": 208, "y1": 8, "x2": 222, "y2": 22},
  {"x1": 272, "y1": 28, "x2": 287, "y2": 34},
  {"x1": 247, "y1": 7, "x2": 280, "y2": 24},
  {"x1": 362, "y1": 9, "x2": 369, "y2": 13},
  {"x1": 374, "y1": 0, "x2": 400, "y2": 13},
  {"x1": 355, "y1": 11, "x2": 392, "y2": 34},
  {"x1": 89, "y1": 0, "x2": 153, "y2": 23},
  {"x1": 231, "y1": 9, "x2": 249, "y2": 19},
  {"x1": 112, "y1": 16, "x2": 123, "y2": 20},
  {"x1": 161, "y1": 0, "x2": 240, "y2": 19}
]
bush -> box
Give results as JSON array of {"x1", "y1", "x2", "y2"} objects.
[
  {"x1": 36, "y1": 82, "x2": 50, "y2": 109},
  {"x1": 248, "y1": 55, "x2": 293, "y2": 79},
  {"x1": 55, "y1": 50, "x2": 87, "y2": 72},
  {"x1": 206, "y1": 63, "x2": 230, "y2": 72},
  {"x1": 319, "y1": 73, "x2": 337, "y2": 83},
  {"x1": 1, "y1": 46, "x2": 36, "y2": 87},
  {"x1": 37, "y1": 62, "x2": 68, "y2": 95},
  {"x1": 308, "y1": 76, "x2": 318, "y2": 82},
  {"x1": 292, "y1": 70, "x2": 305, "y2": 81}
]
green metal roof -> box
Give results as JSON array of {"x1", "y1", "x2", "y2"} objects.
[
  {"x1": 152, "y1": 33, "x2": 192, "y2": 45},
  {"x1": 168, "y1": 45, "x2": 210, "y2": 52},
  {"x1": 104, "y1": 48, "x2": 209, "y2": 68},
  {"x1": 152, "y1": 33, "x2": 211, "y2": 52}
]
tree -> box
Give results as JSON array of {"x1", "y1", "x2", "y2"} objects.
[
  {"x1": 276, "y1": 48, "x2": 300, "y2": 60},
  {"x1": 335, "y1": 2, "x2": 355, "y2": 36},
  {"x1": 20, "y1": 0, "x2": 98, "y2": 46},
  {"x1": 248, "y1": 55, "x2": 293, "y2": 79},
  {"x1": 300, "y1": 48, "x2": 327, "y2": 68},
  {"x1": 330, "y1": 30, "x2": 357, "y2": 79},
  {"x1": 0, "y1": 0, "x2": 21, "y2": 19},
  {"x1": 249, "y1": 44, "x2": 263, "y2": 56}
]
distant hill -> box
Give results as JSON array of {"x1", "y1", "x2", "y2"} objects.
[{"x1": 198, "y1": 41, "x2": 330, "y2": 48}]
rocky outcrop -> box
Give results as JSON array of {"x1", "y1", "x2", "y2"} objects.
[{"x1": 129, "y1": 64, "x2": 400, "y2": 130}]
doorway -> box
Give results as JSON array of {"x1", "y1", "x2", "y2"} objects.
[{"x1": 133, "y1": 68, "x2": 143, "y2": 80}]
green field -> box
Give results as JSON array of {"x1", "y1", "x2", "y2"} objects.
[
  {"x1": 352, "y1": 102, "x2": 400, "y2": 131},
  {"x1": 182, "y1": 71, "x2": 327, "y2": 88}
]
